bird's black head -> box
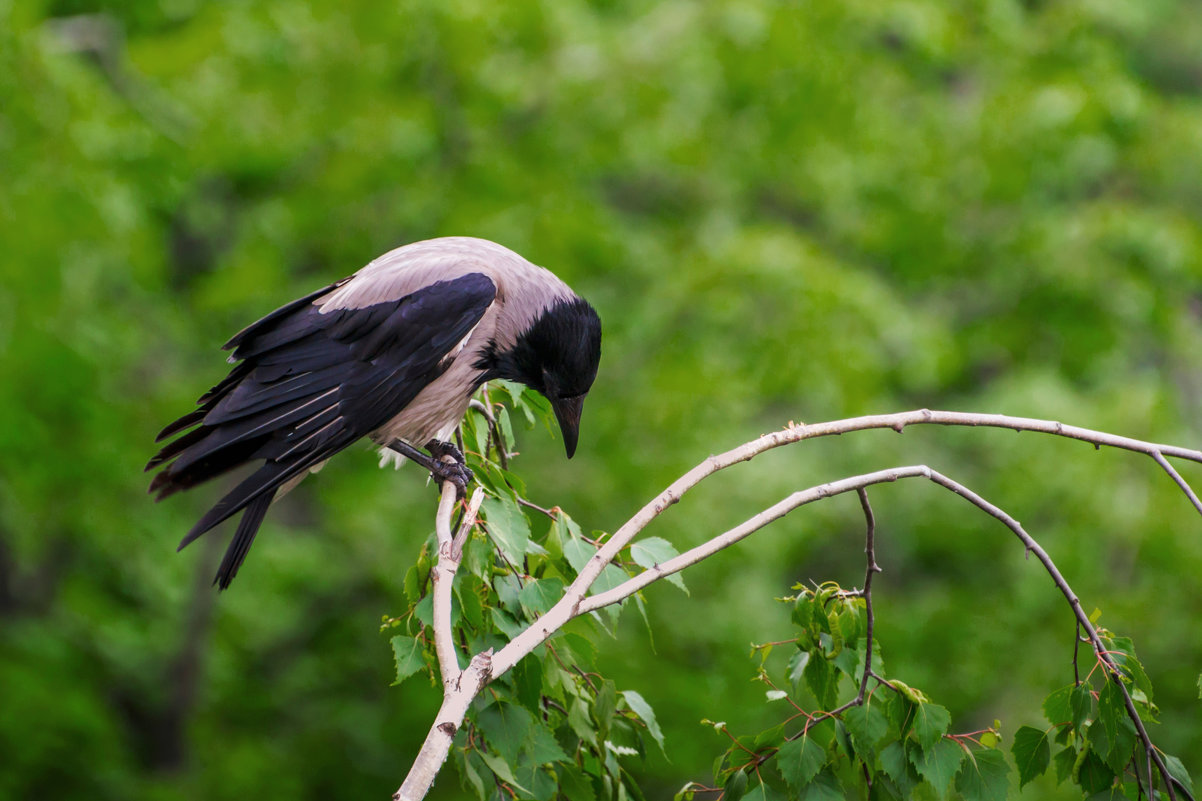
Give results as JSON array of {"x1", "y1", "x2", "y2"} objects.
[{"x1": 482, "y1": 296, "x2": 602, "y2": 458}]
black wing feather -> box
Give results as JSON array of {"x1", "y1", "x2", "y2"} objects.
[
  {"x1": 150, "y1": 272, "x2": 497, "y2": 588},
  {"x1": 214, "y1": 491, "x2": 275, "y2": 589}
]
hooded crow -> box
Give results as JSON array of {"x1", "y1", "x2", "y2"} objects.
[{"x1": 148, "y1": 237, "x2": 602, "y2": 589}]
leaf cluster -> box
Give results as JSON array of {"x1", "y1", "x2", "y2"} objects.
[
  {"x1": 681, "y1": 590, "x2": 1197, "y2": 801},
  {"x1": 385, "y1": 383, "x2": 683, "y2": 800},
  {"x1": 1010, "y1": 628, "x2": 1194, "y2": 799},
  {"x1": 679, "y1": 582, "x2": 1009, "y2": 801}
]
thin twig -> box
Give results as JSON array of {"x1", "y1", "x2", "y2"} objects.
[
  {"x1": 853, "y1": 488, "x2": 881, "y2": 704},
  {"x1": 517, "y1": 497, "x2": 556, "y2": 518},
  {"x1": 921, "y1": 469, "x2": 1185, "y2": 801},
  {"x1": 1152, "y1": 450, "x2": 1202, "y2": 517},
  {"x1": 1073, "y1": 621, "x2": 1081, "y2": 686}
]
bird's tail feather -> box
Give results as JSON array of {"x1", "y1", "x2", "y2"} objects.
[
  {"x1": 214, "y1": 490, "x2": 275, "y2": 590},
  {"x1": 177, "y1": 459, "x2": 308, "y2": 551}
]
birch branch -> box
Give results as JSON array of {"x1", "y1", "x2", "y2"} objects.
[
  {"x1": 490, "y1": 410, "x2": 1202, "y2": 677},
  {"x1": 430, "y1": 485, "x2": 484, "y2": 690},
  {"x1": 582, "y1": 463, "x2": 1185, "y2": 798},
  {"x1": 394, "y1": 484, "x2": 486, "y2": 801},
  {"x1": 576, "y1": 466, "x2": 924, "y2": 615},
  {"x1": 395, "y1": 410, "x2": 1202, "y2": 799}
]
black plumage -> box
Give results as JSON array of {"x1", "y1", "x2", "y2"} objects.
[
  {"x1": 151, "y1": 273, "x2": 498, "y2": 587},
  {"x1": 149, "y1": 237, "x2": 601, "y2": 590}
]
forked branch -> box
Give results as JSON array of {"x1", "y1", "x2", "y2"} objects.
[{"x1": 394, "y1": 410, "x2": 1202, "y2": 800}]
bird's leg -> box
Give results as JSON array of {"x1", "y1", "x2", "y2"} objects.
[{"x1": 388, "y1": 439, "x2": 474, "y2": 498}]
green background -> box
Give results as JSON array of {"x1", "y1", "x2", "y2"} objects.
[{"x1": 2, "y1": 0, "x2": 1200, "y2": 798}]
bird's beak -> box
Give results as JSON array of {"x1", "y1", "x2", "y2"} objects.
[{"x1": 550, "y1": 395, "x2": 586, "y2": 459}]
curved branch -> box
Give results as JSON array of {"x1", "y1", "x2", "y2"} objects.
[
  {"x1": 578, "y1": 463, "x2": 1187, "y2": 798},
  {"x1": 398, "y1": 411, "x2": 1202, "y2": 800},
  {"x1": 576, "y1": 467, "x2": 924, "y2": 615}
]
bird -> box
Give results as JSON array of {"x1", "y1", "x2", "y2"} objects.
[{"x1": 147, "y1": 236, "x2": 602, "y2": 589}]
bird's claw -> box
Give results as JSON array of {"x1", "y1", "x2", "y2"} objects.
[{"x1": 425, "y1": 440, "x2": 474, "y2": 498}]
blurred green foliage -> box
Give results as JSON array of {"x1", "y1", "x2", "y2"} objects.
[{"x1": 2, "y1": 0, "x2": 1201, "y2": 798}]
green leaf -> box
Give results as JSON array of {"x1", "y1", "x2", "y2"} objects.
[
  {"x1": 913, "y1": 703, "x2": 951, "y2": 750},
  {"x1": 390, "y1": 635, "x2": 425, "y2": 685},
  {"x1": 403, "y1": 562, "x2": 422, "y2": 604},
  {"x1": 514, "y1": 655, "x2": 543, "y2": 713},
  {"x1": 556, "y1": 631, "x2": 598, "y2": 670},
  {"x1": 563, "y1": 536, "x2": 596, "y2": 574},
  {"x1": 629, "y1": 537, "x2": 688, "y2": 593},
  {"x1": 1076, "y1": 747, "x2": 1115, "y2": 794},
  {"x1": 491, "y1": 608, "x2": 526, "y2": 641},
  {"x1": 634, "y1": 590, "x2": 656, "y2": 649},
  {"x1": 1106, "y1": 635, "x2": 1153, "y2": 703},
  {"x1": 834, "y1": 604, "x2": 862, "y2": 645},
  {"x1": 468, "y1": 403, "x2": 491, "y2": 458},
  {"x1": 589, "y1": 564, "x2": 631, "y2": 628},
  {"x1": 1071, "y1": 682, "x2": 1093, "y2": 729},
  {"x1": 462, "y1": 531, "x2": 494, "y2": 581},
  {"x1": 1043, "y1": 685, "x2": 1074, "y2": 727},
  {"x1": 844, "y1": 701, "x2": 889, "y2": 752},
  {"x1": 557, "y1": 764, "x2": 598, "y2": 801},
  {"x1": 496, "y1": 404, "x2": 515, "y2": 452},
  {"x1": 1011, "y1": 726, "x2": 1051, "y2": 788},
  {"x1": 494, "y1": 572, "x2": 522, "y2": 613},
  {"x1": 476, "y1": 746, "x2": 531, "y2": 795},
  {"x1": 880, "y1": 741, "x2": 916, "y2": 794},
  {"x1": 519, "y1": 577, "x2": 564, "y2": 618},
  {"x1": 833, "y1": 720, "x2": 854, "y2": 761},
  {"x1": 482, "y1": 494, "x2": 531, "y2": 562},
  {"x1": 568, "y1": 699, "x2": 596, "y2": 746},
  {"x1": 623, "y1": 690, "x2": 667, "y2": 756},
  {"x1": 723, "y1": 769, "x2": 748, "y2": 801},
  {"x1": 797, "y1": 769, "x2": 844, "y2": 800},
  {"x1": 788, "y1": 649, "x2": 809, "y2": 696},
  {"x1": 456, "y1": 579, "x2": 485, "y2": 631},
  {"x1": 954, "y1": 748, "x2": 1010, "y2": 801},
  {"x1": 562, "y1": 760, "x2": 601, "y2": 798},
  {"x1": 910, "y1": 738, "x2": 965, "y2": 799},
  {"x1": 414, "y1": 593, "x2": 433, "y2": 626},
  {"x1": 593, "y1": 679, "x2": 618, "y2": 738},
  {"x1": 752, "y1": 723, "x2": 785, "y2": 751},
  {"x1": 885, "y1": 691, "x2": 917, "y2": 738},
  {"x1": 477, "y1": 702, "x2": 534, "y2": 765},
  {"x1": 1053, "y1": 746, "x2": 1077, "y2": 784},
  {"x1": 460, "y1": 749, "x2": 488, "y2": 800},
  {"x1": 1091, "y1": 681, "x2": 1137, "y2": 773},
  {"x1": 776, "y1": 734, "x2": 826, "y2": 792},
  {"x1": 803, "y1": 650, "x2": 835, "y2": 706},
  {"x1": 848, "y1": 636, "x2": 885, "y2": 682},
  {"x1": 1164, "y1": 754, "x2": 1196, "y2": 797},
  {"x1": 523, "y1": 720, "x2": 568, "y2": 765}
]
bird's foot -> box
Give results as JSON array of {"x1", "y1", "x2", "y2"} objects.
[
  {"x1": 424, "y1": 440, "x2": 473, "y2": 498},
  {"x1": 425, "y1": 439, "x2": 467, "y2": 466},
  {"x1": 387, "y1": 439, "x2": 475, "y2": 498}
]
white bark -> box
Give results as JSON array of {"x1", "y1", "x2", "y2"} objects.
[{"x1": 393, "y1": 410, "x2": 1202, "y2": 800}]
